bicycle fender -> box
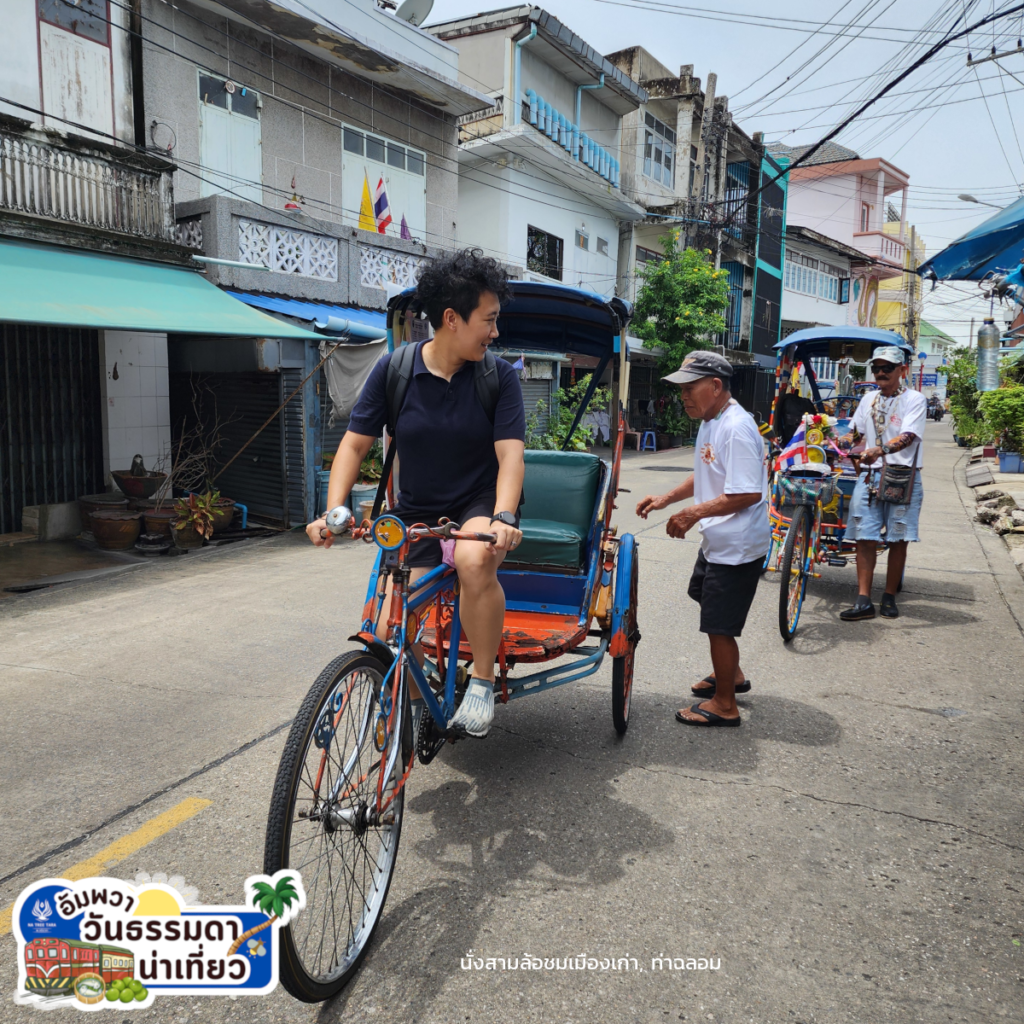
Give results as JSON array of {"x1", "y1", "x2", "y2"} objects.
[
  {"x1": 609, "y1": 533, "x2": 637, "y2": 658},
  {"x1": 348, "y1": 632, "x2": 395, "y2": 668}
]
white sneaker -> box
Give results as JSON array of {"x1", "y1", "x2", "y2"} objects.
[{"x1": 448, "y1": 678, "x2": 495, "y2": 738}]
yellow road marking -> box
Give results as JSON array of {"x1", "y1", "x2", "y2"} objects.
[{"x1": 0, "y1": 797, "x2": 212, "y2": 936}]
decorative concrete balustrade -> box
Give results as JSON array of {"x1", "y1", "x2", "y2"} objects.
[{"x1": 524, "y1": 90, "x2": 620, "y2": 188}]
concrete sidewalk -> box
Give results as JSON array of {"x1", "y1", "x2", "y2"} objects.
[{"x1": 0, "y1": 419, "x2": 1021, "y2": 1023}]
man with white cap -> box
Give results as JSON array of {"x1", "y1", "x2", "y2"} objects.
[
  {"x1": 837, "y1": 344, "x2": 926, "y2": 621},
  {"x1": 636, "y1": 351, "x2": 770, "y2": 727}
]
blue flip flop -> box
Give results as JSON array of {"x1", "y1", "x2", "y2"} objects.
[
  {"x1": 690, "y1": 675, "x2": 752, "y2": 696},
  {"x1": 675, "y1": 703, "x2": 742, "y2": 727}
]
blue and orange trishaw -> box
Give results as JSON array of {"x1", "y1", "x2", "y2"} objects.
[
  {"x1": 764, "y1": 327, "x2": 913, "y2": 641},
  {"x1": 263, "y1": 282, "x2": 641, "y2": 1002}
]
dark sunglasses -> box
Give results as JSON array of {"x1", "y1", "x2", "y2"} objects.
[{"x1": 870, "y1": 364, "x2": 896, "y2": 375}]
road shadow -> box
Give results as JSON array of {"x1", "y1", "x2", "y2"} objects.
[
  {"x1": 759, "y1": 570, "x2": 981, "y2": 657},
  {"x1": 315, "y1": 686, "x2": 839, "y2": 1019}
]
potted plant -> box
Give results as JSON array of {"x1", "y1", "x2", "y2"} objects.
[
  {"x1": 979, "y1": 385, "x2": 1024, "y2": 472},
  {"x1": 172, "y1": 492, "x2": 216, "y2": 549},
  {"x1": 656, "y1": 405, "x2": 690, "y2": 448}
]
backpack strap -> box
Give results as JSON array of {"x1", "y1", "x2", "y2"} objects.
[
  {"x1": 372, "y1": 343, "x2": 418, "y2": 520},
  {"x1": 473, "y1": 350, "x2": 500, "y2": 424}
]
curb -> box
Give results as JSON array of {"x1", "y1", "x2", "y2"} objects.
[{"x1": 952, "y1": 451, "x2": 1024, "y2": 640}]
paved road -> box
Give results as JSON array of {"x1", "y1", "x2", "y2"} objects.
[{"x1": 1, "y1": 419, "x2": 1022, "y2": 1023}]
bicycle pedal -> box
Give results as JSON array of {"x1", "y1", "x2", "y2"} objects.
[{"x1": 827, "y1": 557, "x2": 848, "y2": 567}]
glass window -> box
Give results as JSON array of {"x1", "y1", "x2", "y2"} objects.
[
  {"x1": 663, "y1": 147, "x2": 673, "y2": 189},
  {"x1": 597, "y1": 237, "x2": 609, "y2": 257},
  {"x1": 635, "y1": 245, "x2": 662, "y2": 264},
  {"x1": 406, "y1": 150, "x2": 424, "y2": 175},
  {"x1": 343, "y1": 127, "x2": 364, "y2": 154},
  {"x1": 26, "y1": 950, "x2": 32, "y2": 960},
  {"x1": 231, "y1": 87, "x2": 259, "y2": 119},
  {"x1": 38, "y1": 0, "x2": 108, "y2": 45},
  {"x1": 199, "y1": 75, "x2": 228, "y2": 109},
  {"x1": 366, "y1": 135, "x2": 385, "y2": 163},
  {"x1": 387, "y1": 143, "x2": 405, "y2": 169},
  {"x1": 643, "y1": 131, "x2": 652, "y2": 178},
  {"x1": 49, "y1": 950, "x2": 57, "y2": 958},
  {"x1": 575, "y1": 229, "x2": 589, "y2": 250},
  {"x1": 527, "y1": 225, "x2": 564, "y2": 281}
]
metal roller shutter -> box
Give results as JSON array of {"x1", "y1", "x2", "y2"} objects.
[
  {"x1": 0, "y1": 324, "x2": 104, "y2": 534},
  {"x1": 521, "y1": 379, "x2": 551, "y2": 431},
  {"x1": 281, "y1": 368, "x2": 306, "y2": 528},
  {"x1": 169, "y1": 371, "x2": 286, "y2": 525}
]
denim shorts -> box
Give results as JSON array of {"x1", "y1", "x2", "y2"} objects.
[{"x1": 846, "y1": 472, "x2": 923, "y2": 544}]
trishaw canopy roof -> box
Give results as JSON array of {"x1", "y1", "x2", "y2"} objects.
[
  {"x1": 774, "y1": 325, "x2": 913, "y2": 361},
  {"x1": 387, "y1": 280, "x2": 632, "y2": 360}
]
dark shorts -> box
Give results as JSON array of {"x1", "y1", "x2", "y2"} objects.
[
  {"x1": 687, "y1": 550, "x2": 763, "y2": 637},
  {"x1": 390, "y1": 492, "x2": 520, "y2": 568}
]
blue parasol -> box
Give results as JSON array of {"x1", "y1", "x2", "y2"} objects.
[{"x1": 917, "y1": 195, "x2": 1024, "y2": 281}]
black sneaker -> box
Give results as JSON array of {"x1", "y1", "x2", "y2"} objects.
[
  {"x1": 880, "y1": 593, "x2": 899, "y2": 618},
  {"x1": 840, "y1": 596, "x2": 876, "y2": 621}
]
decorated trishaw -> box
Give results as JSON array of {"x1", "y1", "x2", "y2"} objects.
[
  {"x1": 263, "y1": 281, "x2": 641, "y2": 1002},
  {"x1": 763, "y1": 326, "x2": 914, "y2": 640}
]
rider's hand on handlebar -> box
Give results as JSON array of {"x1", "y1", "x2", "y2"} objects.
[
  {"x1": 635, "y1": 493, "x2": 670, "y2": 519},
  {"x1": 306, "y1": 518, "x2": 335, "y2": 548},
  {"x1": 860, "y1": 446, "x2": 883, "y2": 466},
  {"x1": 489, "y1": 521, "x2": 523, "y2": 553}
]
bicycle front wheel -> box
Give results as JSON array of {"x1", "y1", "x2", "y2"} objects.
[
  {"x1": 264, "y1": 650, "x2": 408, "y2": 1002},
  {"x1": 779, "y1": 505, "x2": 811, "y2": 642}
]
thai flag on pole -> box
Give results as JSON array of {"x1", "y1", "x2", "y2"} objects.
[
  {"x1": 373, "y1": 177, "x2": 392, "y2": 234},
  {"x1": 778, "y1": 420, "x2": 807, "y2": 470}
]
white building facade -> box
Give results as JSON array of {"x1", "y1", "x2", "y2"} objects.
[{"x1": 431, "y1": 6, "x2": 646, "y2": 297}]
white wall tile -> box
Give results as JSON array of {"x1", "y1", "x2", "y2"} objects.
[
  {"x1": 106, "y1": 396, "x2": 126, "y2": 430},
  {"x1": 139, "y1": 365, "x2": 157, "y2": 397},
  {"x1": 154, "y1": 335, "x2": 169, "y2": 368},
  {"x1": 141, "y1": 426, "x2": 160, "y2": 459},
  {"x1": 141, "y1": 397, "x2": 159, "y2": 428},
  {"x1": 156, "y1": 396, "x2": 170, "y2": 430},
  {"x1": 124, "y1": 427, "x2": 145, "y2": 462},
  {"x1": 155, "y1": 366, "x2": 169, "y2": 398},
  {"x1": 107, "y1": 427, "x2": 127, "y2": 470},
  {"x1": 121, "y1": 396, "x2": 143, "y2": 430}
]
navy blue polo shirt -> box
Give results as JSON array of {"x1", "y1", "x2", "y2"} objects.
[{"x1": 347, "y1": 343, "x2": 525, "y2": 517}]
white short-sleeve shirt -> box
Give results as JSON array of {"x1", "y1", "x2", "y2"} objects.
[
  {"x1": 850, "y1": 388, "x2": 927, "y2": 468},
  {"x1": 693, "y1": 399, "x2": 771, "y2": 565}
]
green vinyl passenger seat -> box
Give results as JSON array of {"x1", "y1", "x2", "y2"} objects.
[{"x1": 511, "y1": 450, "x2": 602, "y2": 570}]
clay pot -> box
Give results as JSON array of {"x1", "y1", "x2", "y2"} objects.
[
  {"x1": 143, "y1": 507, "x2": 178, "y2": 539},
  {"x1": 90, "y1": 510, "x2": 142, "y2": 550},
  {"x1": 210, "y1": 499, "x2": 236, "y2": 534},
  {"x1": 111, "y1": 469, "x2": 168, "y2": 500},
  {"x1": 172, "y1": 520, "x2": 204, "y2": 549},
  {"x1": 79, "y1": 493, "x2": 129, "y2": 531}
]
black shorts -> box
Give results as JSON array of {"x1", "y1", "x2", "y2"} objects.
[
  {"x1": 687, "y1": 550, "x2": 763, "y2": 637},
  {"x1": 390, "y1": 492, "x2": 520, "y2": 568}
]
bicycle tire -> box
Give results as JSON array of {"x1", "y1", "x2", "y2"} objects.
[
  {"x1": 264, "y1": 649, "x2": 408, "y2": 1002},
  {"x1": 779, "y1": 505, "x2": 810, "y2": 642},
  {"x1": 611, "y1": 550, "x2": 640, "y2": 736}
]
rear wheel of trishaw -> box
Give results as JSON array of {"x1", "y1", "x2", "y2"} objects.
[
  {"x1": 264, "y1": 650, "x2": 410, "y2": 1002},
  {"x1": 612, "y1": 547, "x2": 640, "y2": 736},
  {"x1": 778, "y1": 505, "x2": 811, "y2": 642}
]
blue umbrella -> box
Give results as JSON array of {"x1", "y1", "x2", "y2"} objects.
[{"x1": 917, "y1": 195, "x2": 1024, "y2": 281}]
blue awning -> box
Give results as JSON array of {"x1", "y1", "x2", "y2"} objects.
[
  {"x1": 225, "y1": 291, "x2": 387, "y2": 339},
  {"x1": 917, "y1": 196, "x2": 1024, "y2": 281}
]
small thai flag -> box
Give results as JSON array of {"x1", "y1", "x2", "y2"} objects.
[
  {"x1": 778, "y1": 420, "x2": 807, "y2": 470},
  {"x1": 373, "y1": 178, "x2": 392, "y2": 234}
]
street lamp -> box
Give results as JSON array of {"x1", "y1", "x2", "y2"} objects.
[{"x1": 958, "y1": 193, "x2": 1004, "y2": 209}]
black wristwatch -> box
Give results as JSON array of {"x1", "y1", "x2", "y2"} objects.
[{"x1": 490, "y1": 511, "x2": 516, "y2": 527}]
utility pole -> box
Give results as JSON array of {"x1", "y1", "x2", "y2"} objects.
[
  {"x1": 689, "y1": 71, "x2": 717, "y2": 243},
  {"x1": 969, "y1": 316, "x2": 975, "y2": 349},
  {"x1": 906, "y1": 226, "x2": 919, "y2": 348}
]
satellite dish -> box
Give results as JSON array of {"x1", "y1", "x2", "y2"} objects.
[{"x1": 395, "y1": 0, "x2": 433, "y2": 27}]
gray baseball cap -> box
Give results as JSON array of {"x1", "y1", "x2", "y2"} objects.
[{"x1": 662, "y1": 350, "x2": 734, "y2": 385}]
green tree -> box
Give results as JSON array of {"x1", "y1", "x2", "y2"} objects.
[
  {"x1": 632, "y1": 232, "x2": 731, "y2": 378},
  {"x1": 942, "y1": 347, "x2": 992, "y2": 445}
]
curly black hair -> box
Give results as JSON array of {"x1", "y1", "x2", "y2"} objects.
[{"x1": 414, "y1": 248, "x2": 512, "y2": 329}]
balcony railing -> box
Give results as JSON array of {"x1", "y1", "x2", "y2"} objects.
[
  {"x1": 853, "y1": 230, "x2": 906, "y2": 267},
  {"x1": 523, "y1": 90, "x2": 620, "y2": 188},
  {"x1": 0, "y1": 124, "x2": 174, "y2": 242}
]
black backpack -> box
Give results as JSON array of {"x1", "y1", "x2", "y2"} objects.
[{"x1": 370, "y1": 342, "x2": 501, "y2": 518}]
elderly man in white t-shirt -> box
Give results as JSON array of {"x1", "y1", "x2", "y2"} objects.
[
  {"x1": 637, "y1": 351, "x2": 770, "y2": 728},
  {"x1": 837, "y1": 345, "x2": 926, "y2": 622}
]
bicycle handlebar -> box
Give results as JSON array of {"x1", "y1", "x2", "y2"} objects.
[{"x1": 319, "y1": 507, "x2": 497, "y2": 545}]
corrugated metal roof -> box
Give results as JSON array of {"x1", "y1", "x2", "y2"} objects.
[{"x1": 225, "y1": 292, "x2": 386, "y2": 331}]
